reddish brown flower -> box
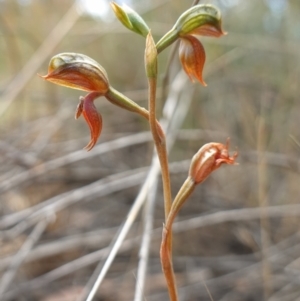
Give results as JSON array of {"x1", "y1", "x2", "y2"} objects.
[
  {"x1": 189, "y1": 139, "x2": 238, "y2": 185},
  {"x1": 41, "y1": 53, "x2": 109, "y2": 93},
  {"x1": 177, "y1": 5, "x2": 226, "y2": 86},
  {"x1": 41, "y1": 53, "x2": 109, "y2": 151}
]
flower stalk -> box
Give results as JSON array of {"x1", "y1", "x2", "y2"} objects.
[
  {"x1": 39, "y1": 4, "x2": 235, "y2": 301},
  {"x1": 161, "y1": 141, "x2": 237, "y2": 301},
  {"x1": 145, "y1": 32, "x2": 173, "y2": 219},
  {"x1": 145, "y1": 31, "x2": 176, "y2": 301}
]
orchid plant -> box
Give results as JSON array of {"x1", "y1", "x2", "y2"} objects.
[{"x1": 41, "y1": 3, "x2": 237, "y2": 301}]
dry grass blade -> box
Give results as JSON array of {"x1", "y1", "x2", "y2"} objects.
[
  {"x1": 0, "y1": 219, "x2": 48, "y2": 295},
  {"x1": 134, "y1": 177, "x2": 158, "y2": 301},
  {"x1": 0, "y1": 3, "x2": 81, "y2": 117},
  {"x1": 0, "y1": 167, "x2": 148, "y2": 239}
]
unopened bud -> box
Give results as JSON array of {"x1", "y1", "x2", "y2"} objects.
[
  {"x1": 110, "y1": 2, "x2": 150, "y2": 37},
  {"x1": 145, "y1": 32, "x2": 157, "y2": 78},
  {"x1": 189, "y1": 139, "x2": 238, "y2": 185}
]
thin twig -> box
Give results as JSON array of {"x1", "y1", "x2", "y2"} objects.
[
  {"x1": 0, "y1": 3, "x2": 81, "y2": 117},
  {"x1": 134, "y1": 176, "x2": 158, "y2": 301},
  {"x1": 4, "y1": 205, "x2": 300, "y2": 300},
  {"x1": 0, "y1": 219, "x2": 48, "y2": 295},
  {"x1": 0, "y1": 167, "x2": 148, "y2": 239}
]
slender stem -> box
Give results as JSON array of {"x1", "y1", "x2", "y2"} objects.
[
  {"x1": 148, "y1": 76, "x2": 177, "y2": 301},
  {"x1": 145, "y1": 32, "x2": 176, "y2": 301},
  {"x1": 166, "y1": 177, "x2": 195, "y2": 228},
  {"x1": 156, "y1": 29, "x2": 178, "y2": 54},
  {"x1": 148, "y1": 78, "x2": 172, "y2": 219},
  {"x1": 105, "y1": 86, "x2": 164, "y2": 139},
  {"x1": 160, "y1": 177, "x2": 195, "y2": 301}
]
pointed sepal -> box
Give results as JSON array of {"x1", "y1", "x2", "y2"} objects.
[{"x1": 179, "y1": 35, "x2": 206, "y2": 86}]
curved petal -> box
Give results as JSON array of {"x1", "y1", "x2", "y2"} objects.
[
  {"x1": 76, "y1": 92, "x2": 103, "y2": 151},
  {"x1": 179, "y1": 36, "x2": 206, "y2": 86}
]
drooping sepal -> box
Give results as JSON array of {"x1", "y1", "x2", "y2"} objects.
[
  {"x1": 179, "y1": 35, "x2": 206, "y2": 86},
  {"x1": 110, "y1": 2, "x2": 150, "y2": 37}
]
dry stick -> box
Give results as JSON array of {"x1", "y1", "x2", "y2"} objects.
[
  {"x1": 133, "y1": 176, "x2": 159, "y2": 301},
  {"x1": 84, "y1": 160, "x2": 161, "y2": 301},
  {"x1": 0, "y1": 219, "x2": 48, "y2": 296},
  {"x1": 152, "y1": 233, "x2": 300, "y2": 301},
  {"x1": 2, "y1": 236, "x2": 140, "y2": 301},
  {"x1": 0, "y1": 167, "x2": 148, "y2": 240},
  {"x1": 76, "y1": 223, "x2": 135, "y2": 301},
  {"x1": 257, "y1": 109, "x2": 272, "y2": 299},
  {"x1": 0, "y1": 132, "x2": 153, "y2": 229},
  {"x1": 160, "y1": 40, "x2": 180, "y2": 105},
  {"x1": 0, "y1": 3, "x2": 81, "y2": 117},
  {"x1": 5, "y1": 204, "x2": 300, "y2": 301},
  {"x1": 31, "y1": 102, "x2": 71, "y2": 153},
  {"x1": 0, "y1": 227, "x2": 118, "y2": 272},
  {"x1": 0, "y1": 128, "x2": 226, "y2": 231},
  {"x1": 2, "y1": 155, "x2": 300, "y2": 272}
]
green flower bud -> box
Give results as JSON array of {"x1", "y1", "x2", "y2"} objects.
[
  {"x1": 145, "y1": 32, "x2": 157, "y2": 78},
  {"x1": 110, "y1": 2, "x2": 150, "y2": 37}
]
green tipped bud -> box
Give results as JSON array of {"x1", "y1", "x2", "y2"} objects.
[
  {"x1": 41, "y1": 53, "x2": 109, "y2": 93},
  {"x1": 145, "y1": 32, "x2": 157, "y2": 78},
  {"x1": 110, "y1": 2, "x2": 150, "y2": 38},
  {"x1": 156, "y1": 4, "x2": 225, "y2": 54}
]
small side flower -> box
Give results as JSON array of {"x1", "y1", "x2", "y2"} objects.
[
  {"x1": 156, "y1": 4, "x2": 226, "y2": 86},
  {"x1": 179, "y1": 35, "x2": 206, "y2": 86},
  {"x1": 189, "y1": 138, "x2": 238, "y2": 185},
  {"x1": 41, "y1": 53, "x2": 109, "y2": 93}
]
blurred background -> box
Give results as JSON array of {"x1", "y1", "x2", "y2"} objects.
[{"x1": 0, "y1": 0, "x2": 300, "y2": 300}]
